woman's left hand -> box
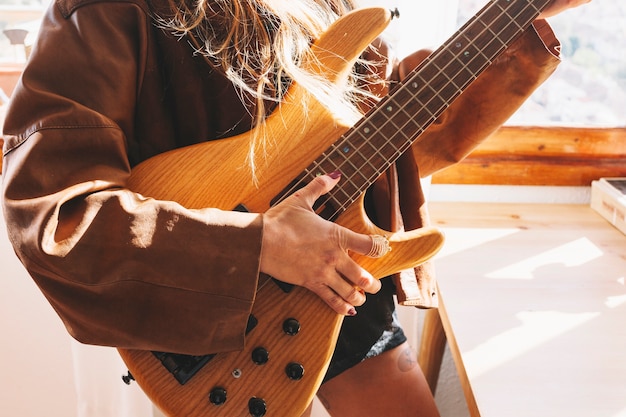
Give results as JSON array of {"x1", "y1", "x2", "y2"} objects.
[{"x1": 538, "y1": 0, "x2": 592, "y2": 20}]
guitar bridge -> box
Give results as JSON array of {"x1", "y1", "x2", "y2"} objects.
[{"x1": 152, "y1": 314, "x2": 258, "y2": 385}]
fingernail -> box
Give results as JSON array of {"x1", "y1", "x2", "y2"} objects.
[
  {"x1": 328, "y1": 170, "x2": 342, "y2": 179},
  {"x1": 347, "y1": 307, "x2": 357, "y2": 316}
]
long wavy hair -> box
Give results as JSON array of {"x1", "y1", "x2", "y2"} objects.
[{"x1": 161, "y1": 0, "x2": 381, "y2": 176}]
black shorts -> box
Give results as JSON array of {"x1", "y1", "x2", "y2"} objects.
[{"x1": 323, "y1": 275, "x2": 407, "y2": 382}]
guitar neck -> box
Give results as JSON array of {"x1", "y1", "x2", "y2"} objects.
[{"x1": 279, "y1": 0, "x2": 551, "y2": 219}]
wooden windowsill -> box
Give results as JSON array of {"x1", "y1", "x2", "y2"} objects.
[
  {"x1": 0, "y1": 62, "x2": 25, "y2": 97},
  {"x1": 432, "y1": 126, "x2": 626, "y2": 186}
]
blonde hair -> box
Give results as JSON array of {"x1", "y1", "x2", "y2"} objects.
[{"x1": 162, "y1": 0, "x2": 380, "y2": 176}]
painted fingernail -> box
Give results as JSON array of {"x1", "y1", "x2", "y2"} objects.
[
  {"x1": 328, "y1": 170, "x2": 342, "y2": 179},
  {"x1": 347, "y1": 307, "x2": 357, "y2": 316}
]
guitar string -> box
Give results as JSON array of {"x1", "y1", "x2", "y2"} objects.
[{"x1": 270, "y1": 0, "x2": 549, "y2": 222}]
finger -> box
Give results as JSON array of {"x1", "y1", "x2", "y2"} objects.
[
  {"x1": 335, "y1": 254, "x2": 381, "y2": 294},
  {"x1": 329, "y1": 272, "x2": 368, "y2": 306},
  {"x1": 312, "y1": 281, "x2": 359, "y2": 316},
  {"x1": 398, "y1": 49, "x2": 432, "y2": 80},
  {"x1": 341, "y1": 226, "x2": 389, "y2": 258},
  {"x1": 292, "y1": 171, "x2": 341, "y2": 208}
]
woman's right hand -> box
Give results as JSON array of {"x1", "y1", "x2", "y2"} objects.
[{"x1": 260, "y1": 172, "x2": 381, "y2": 316}]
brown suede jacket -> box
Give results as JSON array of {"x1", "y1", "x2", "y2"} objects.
[{"x1": 1, "y1": 0, "x2": 560, "y2": 355}]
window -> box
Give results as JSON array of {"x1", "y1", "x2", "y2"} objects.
[
  {"x1": 431, "y1": 1, "x2": 626, "y2": 188},
  {"x1": 0, "y1": 0, "x2": 48, "y2": 63},
  {"x1": 458, "y1": 1, "x2": 626, "y2": 127}
]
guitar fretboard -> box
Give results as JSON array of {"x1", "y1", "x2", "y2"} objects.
[{"x1": 277, "y1": 0, "x2": 551, "y2": 218}]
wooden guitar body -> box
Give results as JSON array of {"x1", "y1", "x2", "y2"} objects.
[{"x1": 119, "y1": 7, "x2": 444, "y2": 417}]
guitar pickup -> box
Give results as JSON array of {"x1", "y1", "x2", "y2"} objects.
[{"x1": 152, "y1": 314, "x2": 258, "y2": 385}]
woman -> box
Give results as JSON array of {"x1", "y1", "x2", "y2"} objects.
[{"x1": 2, "y1": 0, "x2": 589, "y2": 415}]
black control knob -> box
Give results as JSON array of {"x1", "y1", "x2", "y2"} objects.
[
  {"x1": 285, "y1": 362, "x2": 305, "y2": 380},
  {"x1": 282, "y1": 318, "x2": 301, "y2": 336},
  {"x1": 248, "y1": 397, "x2": 267, "y2": 416},
  {"x1": 251, "y1": 347, "x2": 270, "y2": 365},
  {"x1": 209, "y1": 387, "x2": 227, "y2": 406}
]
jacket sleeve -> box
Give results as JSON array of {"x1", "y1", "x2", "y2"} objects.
[{"x1": 1, "y1": 0, "x2": 262, "y2": 355}]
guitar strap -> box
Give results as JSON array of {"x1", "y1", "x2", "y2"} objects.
[
  {"x1": 368, "y1": 152, "x2": 439, "y2": 309},
  {"x1": 395, "y1": 149, "x2": 439, "y2": 308},
  {"x1": 360, "y1": 42, "x2": 439, "y2": 309}
]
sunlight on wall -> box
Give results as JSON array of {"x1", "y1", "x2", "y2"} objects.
[{"x1": 359, "y1": 0, "x2": 459, "y2": 58}]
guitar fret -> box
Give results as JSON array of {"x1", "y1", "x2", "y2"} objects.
[
  {"x1": 332, "y1": 143, "x2": 362, "y2": 177},
  {"x1": 304, "y1": 159, "x2": 326, "y2": 179},
  {"x1": 378, "y1": 134, "x2": 405, "y2": 164},
  {"x1": 331, "y1": 183, "x2": 354, "y2": 207},
  {"x1": 378, "y1": 103, "x2": 420, "y2": 153},
  {"x1": 326, "y1": 138, "x2": 376, "y2": 202},
  {"x1": 385, "y1": 104, "x2": 413, "y2": 132},
  {"x1": 356, "y1": 131, "x2": 387, "y2": 177},
  {"x1": 342, "y1": 133, "x2": 373, "y2": 169},
  {"x1": 331, "y1": 146, "x2": 368, "y2": 199},
  {"x1": 432, "y1": 61, "x2": 463, "y2": 92}
]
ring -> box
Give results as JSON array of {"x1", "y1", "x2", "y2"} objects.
[{"x1": 367, "y1": 235, "x2": 392, "y2": 258}]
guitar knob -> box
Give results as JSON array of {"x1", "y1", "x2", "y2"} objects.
[
  {"x1": 251, "y1": 347, "x2": 269, "y2": 365},
  {"x1": 248, "y1": 397, "x2": 267, "y2": 416},
  {"x1": 282, "y1": 318, "x2": 301, "y2": 336},
  {"x1": 208, "y1": 387, "x2": 227, "y2": 406},
  {"x1": 285, "y1": 362, "x2": 305, "y2": 380}
]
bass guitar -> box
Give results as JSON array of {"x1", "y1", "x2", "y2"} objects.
[{"x1": 119, "y1": 0, "x2": 551, "y2": 415}]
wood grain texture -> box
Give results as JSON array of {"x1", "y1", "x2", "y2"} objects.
[
  {"x1": 120, "y1": 280, "x2": 341, "y2": 417},
  {"x1": 417, "y1": 308, "x2": 447, "y2": 395},
  {"x1": 432, "y1": 126, "x2": 626, "y2": 185}
]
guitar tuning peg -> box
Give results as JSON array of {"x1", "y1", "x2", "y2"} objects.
[
  {"x1": 390, "y1": 8, "x2": 400, "y2": 20},
  {"x1": 121, "y1": 371, "x2": 135, "y2": 385}
]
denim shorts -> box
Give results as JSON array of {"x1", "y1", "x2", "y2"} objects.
[{"x1": 323, "y1": 275, "x2": 407, "y2": 382}]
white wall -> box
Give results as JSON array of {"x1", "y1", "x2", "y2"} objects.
[
  {"x1": 0, "y1": 201, "x2": 155, "y2": 417},
  {"x1": 0, "y1": 203, "x2": 78, "y2": 416}
]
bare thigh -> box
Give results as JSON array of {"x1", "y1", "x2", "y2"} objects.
[{"x1": 315, "y1": 341, "x2": 440, "y2": 417}]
